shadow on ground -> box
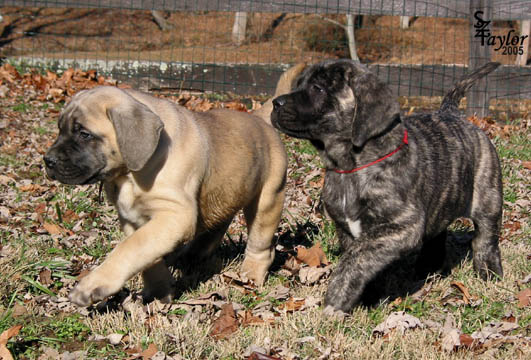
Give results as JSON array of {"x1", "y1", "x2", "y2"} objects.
[{"x1": 92, "y1": 219, "x2": 475, "y2": 313}]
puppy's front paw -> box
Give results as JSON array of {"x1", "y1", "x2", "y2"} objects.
[
  {"x1": 69, "y1": 270, "x2": 123, "y2": 307},
  {"x1": 323, "y1": 305, "x2": 348, "y2": 319},
  {"x1": 241, "y1": 257, "x2": 270, "y2": 286}
]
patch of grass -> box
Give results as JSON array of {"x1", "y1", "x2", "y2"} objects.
[
  {"x1": 458, "y1": 299, "x2": 507, "y2": 334},
  {"x1": 205, "y1": 92, "x2": 230, "y2": 102},
  {"x1": 285, "y1": 137, "x2": 319, "y2": 157},
  {"x1": 12, "y1": 314, "x2": 91, "y2": 357},
  {"x1": 495, "y1": 134, "x2": 531, "y2": 161},
  {"x1": 54, "y1": 188, "x2": 100, "y2": 215},
  {"x1": 309, "y1": 219, "x2": 340, "y2": 262},
  {"x1": 12, "y1": 102, "x2": 32, "y2": 113},
  {"x1": 82, "y1": 235, "x2": 115, "y2": 260},
  {"x1": 49, "y1": 314, "x2": 91, "y2": 342},
  {"x1": 34, "y1": 126, "x2": 49, "y2": 135},
  {"x1": 503, "y1": 187, "x2": 517, "y2": 204},
  {"x1": 0, "y1": 154, "x2": 22, "y2": 167},
  {"x1": 85, "y1": 344, "x2": 128, "y2": 360}
]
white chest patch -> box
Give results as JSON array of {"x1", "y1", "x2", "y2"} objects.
[
  {"x1": 115, "y1": 178, "x2": 144, "y2": 226},
  {"x1": 347, "y1": 218, "x2": 362, "y2": 238}
]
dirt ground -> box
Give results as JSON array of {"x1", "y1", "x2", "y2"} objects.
[{"x1": 0, "y1": 7, "x2": 527, "y2": 65}]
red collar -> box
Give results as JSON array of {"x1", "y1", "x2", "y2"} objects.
[{"x1": 334, "y1": 130, "x2": 408, "y2": 174}]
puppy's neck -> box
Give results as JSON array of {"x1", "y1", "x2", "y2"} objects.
[
  {"x1": 319, "y1": 136, "x2": 357, "y2": 170},
  {"x1": 322, "y1": 120, "x2": 406, "y2": 172}
]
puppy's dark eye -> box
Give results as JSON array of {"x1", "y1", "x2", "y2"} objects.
[
  {"x1": 312, "y1": 84, "x2": 325, "y2": 93},
  {"x1": 73, "y1": 123, "x2": 93, "y2": 140},
  {"x1": 79, "y1": 130, "x2": 93, "y2": 140}
]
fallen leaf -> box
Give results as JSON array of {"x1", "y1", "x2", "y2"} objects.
[
  {"x1": 11, "y1": 303, "x2": 28, "y2": 318},
  {"x1": 517, "y1": 288, "x2": 531, "y2": 308},
  {"x1": 281, "y1": 254, "x2": 301, "y2": 274},
  {"x1": 266, "y1": 285, "x2": 290, "y2": 301},
  {"x1": 140, "y1": 343, "x2": 158, "y2": 359},
  {"x1": 179, "y1": 291, "x2": 225, "y2": 306},
  {"x1": 210, "y1": 303, "x2": 239, "y2": 340},
  {"x1": 240, "y1": 311, "x2": 265, "y2": 326},
  {"x1": 39, "y1": 268, "x2": 53, "y2": 286},
  {"x1": 19, "y1": 183, "x2": 47, "y2": 193},
  {"x1": 107, "y1": 333, "x2": 124, "y2": 345},
  {"x1": 522, "y1": 161, "x2": 531, "y2": 170},
  {"x1": 225, "y1": 101, "x2": 248, "y2": 112},
  {"x1": 247, "y1": 352, "x2": 282, "y2": 360},
  {"x1": 373, "y1": 311, "x2": 423, "y2": 336},
  {"x1": 459, "y1": 334, "x2": 475, "y2": 348},
  {"x1": 220, "y1": 271, "x2": 256, "y2": 292},
  {"x1": 0, "y1": 325, "x2": 22, "y2": 360},
  {"x1": 43, "y1": 222, "x2": 67, "y2": 235},
  {"x1": 295, "y1": 242, "x2": 329, "y2": 267},
  {"x1": 279, "y1": 297, "x2": 305, "y2": 312},
  {"x1": 471, "y1": 321, "x2": 519, "y2": 343},
  {"x1": 440, "y1": 313, "x2": 461, "y2": 352},
  {"x1": 298, "y1": 264, "x2": 332, "y2": 285},
  {"x1": 62, "y1": 209, "x2": 79, "y2": 223},
  {"x1": 450, "y1": 281, "x2": 474, "y2": 304},
  {"x1": 441, "y1": 328, "x2": 461, "y2": 352},
  {"x1": 411, "y1": 282, "x2": 433, "y2": 302}
]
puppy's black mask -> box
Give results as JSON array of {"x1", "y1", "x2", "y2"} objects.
[
  {"x1": 44, "y1": 111, "x2": 107, "y2": 185},
  {"x1": 271, "y1": 60, "x2": 400, "y2": 152},
  {"x1": 272, "y1": 62, "x2": 353, "y2": 144}
]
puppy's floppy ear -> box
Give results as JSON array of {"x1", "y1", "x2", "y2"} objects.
[
  {"x1": 348, "y1": 67, "x2": 400, "y2": 148},
  {"x1": 107, "y1": 97, "x2": 164, "y2": 172}
]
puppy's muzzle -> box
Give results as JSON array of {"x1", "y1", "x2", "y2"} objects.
[{"x1": 44, "y1": 154, "x2": 58, "y2": 169}]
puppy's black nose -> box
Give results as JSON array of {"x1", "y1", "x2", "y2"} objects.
[
  {"x1": 44, "y1": 155, "x2": 57, "y2": 169},
  {"x1": 273, "y1": 96, "x2": 287, "y2": 110}
]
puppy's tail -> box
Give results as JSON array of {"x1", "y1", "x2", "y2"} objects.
[
  {"x1": 252, "y1": 63, "x2": 306, "y2": 125},
  {"x1": 439, "y1": 62, "x2": 500, "y2": 114}
]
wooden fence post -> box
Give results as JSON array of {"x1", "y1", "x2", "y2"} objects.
[
  {"x1": 515, "y1": 20, "x2": 530, "y2": 66},
  {"x1": 467, "y1": 0, "x2": 493, "y2": 118},
  {"x1": 232, "y1": 12, "x2": 248, "y2": 46}
]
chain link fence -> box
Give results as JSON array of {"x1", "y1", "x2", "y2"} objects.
[{"x1": 1, "y1": 1, "x2": 530, "y2": 118}]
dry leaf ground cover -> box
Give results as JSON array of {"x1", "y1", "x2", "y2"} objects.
[{"x1": 0, "y1": 64, "x2": 530, "y2": 359}]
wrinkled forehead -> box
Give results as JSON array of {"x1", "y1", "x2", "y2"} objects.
[
  {"x1": 297, "y1": 60, "x2": 368, "y2": 90},
  {"x1": 57, "y1": 89, "x2": 101, "y2": 129},
  {"x1": 58, "y1": 101, "x2": 82, "y2": 130}
]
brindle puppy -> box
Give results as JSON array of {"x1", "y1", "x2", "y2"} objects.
[{"x1": 271, "y1": 60, "x2": 503, "y2": 314}]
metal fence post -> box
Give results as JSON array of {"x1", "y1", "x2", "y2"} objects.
[{"x1": 467, "y1": 0, "x2": 493, "y2": 118}]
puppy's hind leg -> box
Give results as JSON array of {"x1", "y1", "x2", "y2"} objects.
[
  {"x1": 470, "y1": 151, "x2": 503, "y2": 280},
  {"x1": 242, "y1": 184, "x2": 285, "y2": 286},
  {"x1": 174, "y1": 220, "x2": 232, "y2": 269},
  {"x1": 470, "y1": 214, "x2": 503, "y2": 280},
  {"x1": 141, "y1": 260, "x2": 175, "y2": 303}
]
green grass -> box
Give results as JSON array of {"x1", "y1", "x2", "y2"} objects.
[
  {"x1": 0, "y1": 154, "x2": 23, "y2": 167},
  {"x1": 495, "y1": 134, "x2": 531, "y2": 161},
  {"x1": 12, "y1": 102, "x2": 32, "y2": 114}
]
